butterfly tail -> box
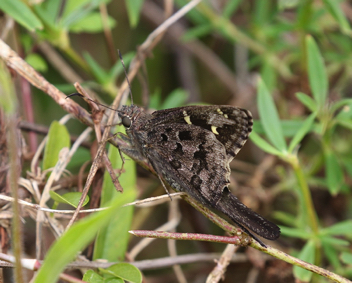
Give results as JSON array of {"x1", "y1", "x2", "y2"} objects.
[{"x1": 213, "y1": 188, "x2": 280, "y2": 247}]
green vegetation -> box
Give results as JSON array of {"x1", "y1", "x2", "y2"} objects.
[{"x1": 0, "y1": 0, "x2": 352, "y2": 282}]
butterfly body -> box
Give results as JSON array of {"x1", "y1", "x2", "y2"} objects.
[{"x1": 118, "y1": 105, "x2": 280, "y2": 246}]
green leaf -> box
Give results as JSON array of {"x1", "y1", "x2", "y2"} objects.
[
  {"x1": 254, "y1": 120, "x2": 308, "y2": 137},
  {"x1": 33, "y1": 4, "x2": 62, "y2": 34},
  {"x1": 83, "y1": 53, "x2": 108, "y2": 84},
  {"x1": 293, "y1": 240, "x2": 316, "y2": 282},
  {"x1": 279, "y1": 226, "x2": 311, "y2": 239},
  {"x1": 83, "y1": 270, "x2": 125, "y2": 283},
  {"x1": 322, "y1": 0, "x2": 351, "y2": 34},
  {"x1": 161, "y1": 89, "x2": 189, "y2": 109},
  {"x1": 341, "y1": 157, "x2": 352, "y2": 178},
  {"x1": 49, "y1": 191, "x2": 89, "y2": 208},
  {"x1": 334, "y1": 100, "x2": 352, "y2": 130},
  {"x1": 321, "y1": 239, "x2": 341, "y2": 269},
  {"x1": 33, "y1": 190, "x2": 134, "y2": 283},
  {"x1": 83, "y1": 270, "x2": 104, "y2": 283},
  {"x1": 324, "y1": 150, "x2": 344, "y2": 195},
  {"x1": 249, "y1": 131, "x2": 282, "y2": 156},
  {"x1": 43, "y1": 121, "x2": 71, "y2": 171},
  {"x1": 0, "y1": 0, "x2": 43, "y2": 31},
  {"x1": 149, "y1": 89, "x2": 162, "y2": 110},
  {"x1": 321, "y1": 220, "x2": 352, "y2": 236},
  {"x1": 257, "y1": 78, "x2": 287, "y2": 152},
  {"x1": 272, "y1": 211, "x2": 297, "y2": 227},
  {"x1": 93, "y1": 125, "x2": 136, "y2": 261},
  {"x1": 105, "y1": 278, "x2": 124, "y2": 283},
  {"x1": 67, "y1": 147, "x2": 91, "y2": 171},
  {"x1": 331, "y1": 98, "x2": 352, "y2": 113},
  {"x1": 320, "y1": 236, "x2": 349, "y2": 247},
  {"x1": 341, "y1": 252, "x2": 352, "y2": 265},
  {"x1": 223, "y1": 0, "x2": 243, "y2": 19},
  {"x1": 278, "y1": 0, "x2": 299, "y2": 10},
  {"x1": 260, "y1": 60, "x2": 277, "y2": 92},
  {"x1": 61, "y1": 0, "x2": 111, "y2": 28},
  {"x1": 336, "y1": 118, "x2": 352, "y2": 131},
  {"x1": 25, "y1": 53, "x2": 48, "y2": 72},
  {"x1": 69, "y1": 12, "x2": 116, "y2": 33},
  {"x1": 0, "y1": 60, "x2": 17, "y2": 114},
  {"x1": 107, "y1": 52, "x2": 135, "y2": 83},
  {"x1": 41, "y1": 0, "x2": 62, "y2": 21},
  {"x1": 125, "y1": 0, "x2": 144, "y2": 27},
  {"x1": 62, "y1": 0, "x2": 92, "y2": 16},
  {"x1": 296, "y1": 92, "x2": 317, "y2": 113},
  {"x1": 175, "y1": 0, "x2": 207, "y2": 25},
  {"x1": 181, "y1": 24, "x2": 213, "y2": 41},
  {"x1": 288, "y1": 112, "x2": 316, "y2": 153},
  {"x1": 306, "y1": 35, "x2": 328, "y2": 108},
  {"x1": 253, "y1": 0, "x2": 271, "y2": 25},
  {"x1": 100, "y1": 263, "x2": 142, "y2": 283}
]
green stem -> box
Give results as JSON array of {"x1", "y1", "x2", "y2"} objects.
[
  {"x1": 290, "y1": 156, "x2": 319, "y2": 235},
  {"x1": 60, "y1": 46, "x2": 92, "y2": 76},
  {"x1": 1, "y1": 60, "x2": 24, "y2": 282},
  {"x1": 8, "y1": 114, "x2": 24, "y2": 283},
  {"x1": 257, "y1": 244, "x2": 351, "y2": 283},
  {"x1": 297, "y1": 0, "x2": 313, "y2": 31}
]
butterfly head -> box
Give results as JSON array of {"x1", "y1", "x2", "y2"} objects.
[{"x1": 119, "y1": 105, "x2": 143, "y2": 129}]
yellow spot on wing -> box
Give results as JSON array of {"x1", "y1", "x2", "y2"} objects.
[
  {"x1": 211, "y1": 125, "x2": 219, "y2": 135},
  {"x1": 184, "y1": 115, "x2": 192, "y2": 124}
]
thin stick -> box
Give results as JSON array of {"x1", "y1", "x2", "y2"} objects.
[
  {"x1": 139, "y1": 0, "x2": 202, "y2": 50},
  {"x1": 256, "y1": 244, "x2": 352, "y2": 283},
  {"x1": 130, "y1": 230, "x2": 243, "y2": 245},
  {"x1": 167, "y1": 199, "x2": 187, "y2": 283},
  {"x1": 0, "y1": 193, "x2": 184, "y2": 214},
  {"x1": 129, "y1": 215, "x2": 181, "y2": 260},
  {"x1": 0, "y1": 39, "x2": 93, "y2": 128},
  {"x1": 73, "y1": 82, "x2": 124, "y2": 193},
  {"x1": 7, "y1": 113, "x2": 24, "y2": 283},
  {"x1": 99, "y1": 3, "x2": 117, "y2": 63},
  {"x1": 206, "y1": 244, "x2": 237, "y2": 283},
  {"x1": 0, "y1": 252, "x2": 251, "y2": 270},
  {"x1": 65, "y1": 142, "x2": 106, "y2": 230}
]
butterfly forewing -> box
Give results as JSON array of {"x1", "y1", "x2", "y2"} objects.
[{"x1": 149, "y1": 106, "x2": 253, "y2": 161}]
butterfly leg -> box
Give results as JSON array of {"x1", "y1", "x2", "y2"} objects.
[
  {"x1": 115, "y1": 133, "x2": 151, "y2": 167},
  {"x1": 157, "y1": 175, "x2": 173, "y2": 201}
]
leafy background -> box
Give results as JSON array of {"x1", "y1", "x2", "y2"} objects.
[{"x1": 0, "y1": 0, "x2": 352, "y2": 282}]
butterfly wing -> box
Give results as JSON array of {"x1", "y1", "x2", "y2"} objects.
[
  {"x1": 122, "y1": 105, "x2": 280, "y2": 243},
  {"x1": 148, "y1": 105, "x2": 253, "y2": 162},
  {"x1": 141, "y1": 121, "x2": 280, "y2": 242},
  {"x1": 143, "y1": 123, "x2": 230, "y2": 206}
]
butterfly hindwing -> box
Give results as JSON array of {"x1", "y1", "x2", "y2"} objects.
[
  {"x1": 142, "y1": 122, "x2": 230, "y2": 205},
  {"x1": 139, "y1": 121, "x2": 280, "y2": 242}
]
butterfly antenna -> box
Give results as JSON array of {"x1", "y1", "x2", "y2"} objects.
[
  {"x1": 66, "y1": 93, "x2": 119, "y2": 112},
  {"x1": 118, "y1": 49, "x2": 133, "y2": 105}
]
